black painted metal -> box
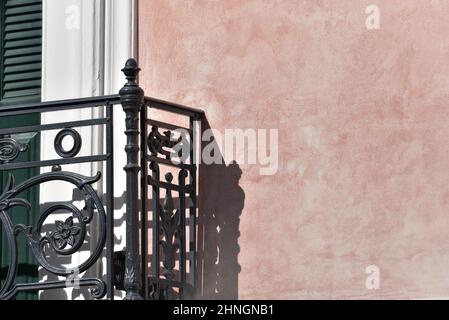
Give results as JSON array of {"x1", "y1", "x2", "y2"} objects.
[
  {"x1": 0, "y1": 59, "x2": 203, "y2": 300},
  {"x1": 0, "y1": 137, "x2": 28, "y2": 163},
  {"x1": 0, "y1": 171, "x2": 107, "y2": 299},
  {"x1": 105, "y1": 102, "x2": 115, "y2": 299},
  {"x1": 140, "y1": 104, "x2": 149, "y2": 300},
  {"x1": 54, "y1": 128, "x2": 82, "y2": 158},
  {"x1": 144, "y1": 97, "x2": 204, "y2": 119},
  {"x1": 144, "y1": 94, "x2": 201, "y2": 301},
  {"x1": 119, "y1": 59, "x2": 144, "y2": 300},
  {"x1": 112, "y1": 250, "x2": 125, "y2": 291},
  {"x1": 188, "y1": 117, "x2": 198, "y2": 294}
]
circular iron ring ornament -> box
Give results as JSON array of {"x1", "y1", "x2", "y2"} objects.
[{"x1": 54, "y1": 128, "x2": 82, "y2": 158}]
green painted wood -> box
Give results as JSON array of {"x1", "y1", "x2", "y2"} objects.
[
  {"x1": 0, "y1": 0, "x2": 42, "y2": 300},
  {"x1": 0, "y1": 115, "x2": 40, "y2": 300},
  {"x1": 1, "y1": 0, "x2": 42, "y2": 105}
]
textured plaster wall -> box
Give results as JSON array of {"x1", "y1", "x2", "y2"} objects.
[{"x1": 139, "y1": 0, "x2": 449, "y2": 299}]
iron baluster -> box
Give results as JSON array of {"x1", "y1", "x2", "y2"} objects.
[{"x1": 119, "y1": 58, "x2": 144, "y2": 300}]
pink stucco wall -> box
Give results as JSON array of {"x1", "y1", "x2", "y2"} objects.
[{"x1": 139, "y1": 0, "x2": 449, "y2": 299}]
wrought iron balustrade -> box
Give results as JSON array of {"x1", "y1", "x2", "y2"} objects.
[{"x1": 0, "y1": 59, "x2": 203, "y2": 300}]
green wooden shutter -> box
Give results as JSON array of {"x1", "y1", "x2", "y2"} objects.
[
  {"x1": 0, "y1": 0, "x2": 42, "y2": 300},
  {"x1": 1, "y1": 0, "x2": 42, "y2": 104}
]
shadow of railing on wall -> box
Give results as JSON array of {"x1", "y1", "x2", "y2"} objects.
[{"x1": 197, "y1": 117, "x2": 245, "y2": 300}]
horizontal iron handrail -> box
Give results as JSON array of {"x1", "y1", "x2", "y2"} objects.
[
  {"x1": 0, "y1": 94, "x2": 204, "y2": 119},
  {"x1": 0, "y1": 95, "x2": 121, "y2": 116},
  {"x1": 144, "y1": 96, "x2": 204, "y2": 119}
]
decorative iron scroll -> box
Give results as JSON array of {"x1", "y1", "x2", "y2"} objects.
[
  {"x1": 0, "y1": 171, "x2": 107, "y2": 300},
  {"x1": 148, "y1": 155, "x2": 193, "y2": 300},
  {"x1": 160, "y1": 172, "x2": 181, "y2": 281},
  {"x1": 0, "y1": 137, "x2": 28, "y2": 163},
  {"x1": 148, "y1": 127, "x2": 182, "y2": 159}
]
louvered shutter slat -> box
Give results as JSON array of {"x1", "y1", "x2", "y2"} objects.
[
  {"x1": 5, "y1": 29, "x2": 41, "y2": 41},
  {"x1": 4, "y1": 62, "x2": 40, "y2": 74},
  {"x1": 5, "y1": 4, "x2": 42, "y2": 16},
  {"x1": 5, "y1": 12, "x2": 40, "y2": 23},
  {"x1": 4, "y1": 45, "x2": 41, "y2": 58},
  {"x1": 1, "y1": 0, "x2": 42, "y2": 102},
  {"x1": 3, "y1": 87, "x2": 40, "y2": 98},
  {"x1": 4, "y1": 54, "x2": 40, "y2": 66},
  {"x1": 4, "y1": 70, "x2": 40, "y2": 81},
  {"x1": 5, "y1": 20, "x2": 41, "y2": 32},
  {"x1": 5, "y1": 37, "x2": 41, "y2": 49},
  {"x1": 6, "y1": 0, "x2": 42, "y2": 8}
]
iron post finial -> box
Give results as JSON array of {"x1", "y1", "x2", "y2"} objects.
[{"x1": 121, "y1": 58, "x2": 141, "y2": 83}]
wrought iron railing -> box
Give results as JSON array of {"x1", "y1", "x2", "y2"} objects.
[
  {"x1": 0, "y1": 59, "x2": 203, "y2": 300},
  {"x1": 143, "y1": 94, "x2": 202, "y2": 300}
]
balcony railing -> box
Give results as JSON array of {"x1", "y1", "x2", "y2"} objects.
[{"x1": 0, "y1": 59, "x2": 203, "y2": 300}]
